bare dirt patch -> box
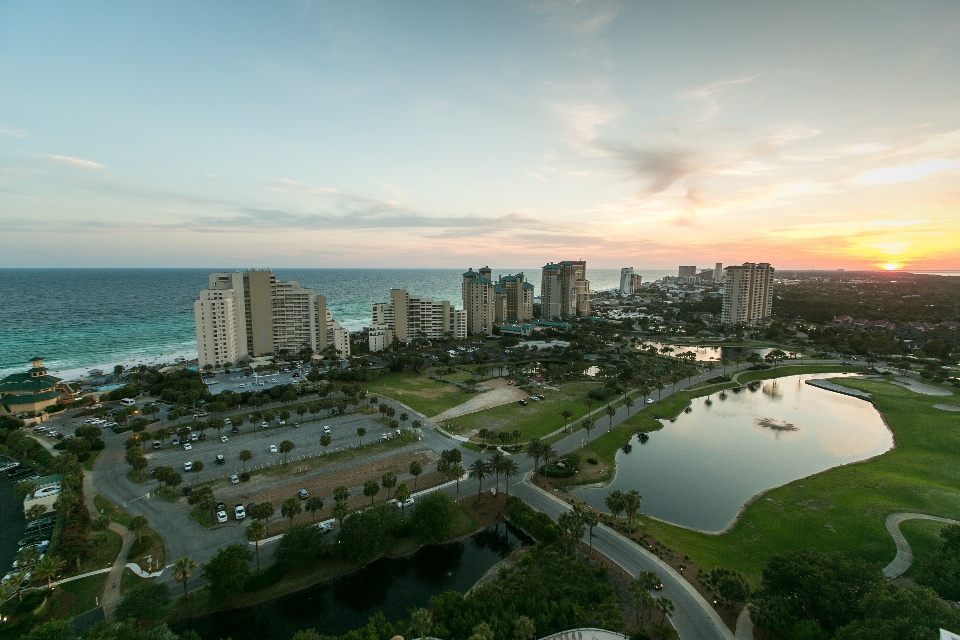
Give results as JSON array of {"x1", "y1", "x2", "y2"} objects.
[
  {"x1": 433, "y1": 380, "x2": 528, "y2": 422},
  {"x1": 458, "y1": 491, "x2": 509, "y2": 527}
]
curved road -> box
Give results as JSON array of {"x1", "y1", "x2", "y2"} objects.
[{"x1": 882, "y1": 512, "x2": 960, "y2": 579}]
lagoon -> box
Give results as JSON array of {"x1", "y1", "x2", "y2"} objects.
[
  {"x1": 637, "y1": 342, "x2": 780, "y2": 363},
  {"x1": 175, "y1": 523, "x2": 529, "y2": 640},
  {"x1": 574, "y1": 374, "x2": 892, "y2": 532}
]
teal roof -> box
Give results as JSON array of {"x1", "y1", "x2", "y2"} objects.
[
  {"x1": 523, "y1": 283, "x2": 534, "y2": 290},
  {"x1": 462, "y1": 270, "x2": 477, "y2": 277},
  {"x1": 0, "y1": 372, "x2": 62, "y2": 393},
  {"x1": 1, "y1": 390, "x2": 62, "y2": 406}
]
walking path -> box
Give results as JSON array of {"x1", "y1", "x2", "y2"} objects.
[
  {"x1": 882, "y1": 512, "x2": 960, "y2": 579},
  {"x1": 432, "y1": 378, "x2": 527, "y2": 421},
  {"x1": 890, "y1": 377, "x2": 953, "y2": 396}
]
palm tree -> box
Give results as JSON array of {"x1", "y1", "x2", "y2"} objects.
[
  {"x1": 468, "y1": 459, "x2": 492, "y2": 502},
  {"x1": 410, "y1": 607, "x2": 433, "y2": 640},
  {"x1": 411, "y1": 419, "x2": 422, "y2": 434},
  {"x1": 605, "y1": 405, "x2": 616, "y2": 432},
  {"x1": 320, "y1": 433, "x2": 331, "y2": 454},
  {"x1": 305, "y1": 496, "x2": 324, "y2": 522},
  {"x1": 246, "y1": 520, "x2": 266, "y2": 572},
  {"x1": 624, "y1": 396, "x2": 634, "y2": 416},
  {"x1": 357, "y1": 427, "x2": 366, "y2": 445},
  {"x1": 583, "y1": 509, "x2": 599, "y2": 556},
  {"x1": 399, "y1": 412, "x2": 409, "y2": 430},
  {"x1": 559, "y1": 409, "x2": 573, "y2": 432},
  {"x1": 128, "y1": 515, "x2": 149, "y2": 544},
  {"x1": 33, "y1": 555, "x2": 65, "y2": 589},
  {"x1": 489, "y1": 451, "x2": 505, "y2": 493},
  {"x1": 525, "y1": 438, "x2": 544, "y2": 475},
  {"x1": 501, "y1": 459, "x2": 519, "y2": 497},
  {"x1": 333, "y1": 485, "x2": 349, "y2": 503},
  {"x1": 332, "y1": 500, "x2": 349, "y2": 527},
  {"x1": 281, "y1": 496, "x2": 301, "y2": 526},
  {"x1": 656, "y1": 596, "x2": 675, "y2": 623},
  {"x1": 605, "y1": 490, "x2": 625, "y2": 525},
  {"x1": 381, "y1": 471, "x2": 397, "y2": 498},
  {"x1": 541, "y1": 443, "x2": 556, "y2": 472},
  {"x1": 173, "y1": 557, "x2": 197, "y2": 599},
  {"x1": 394, "y1": 483, "x2": 411, "y2": 518},
  {"x1": 191, "y1": 459, "x2": 204, "y2": 483},
  {"x1": 409, "y1": 460, "x2": 423, "y2": 489},
  {"x1": 279, "y1": 440, "x2": 295, "y2": 464},
  {"x1": 239, "y1": 449, "x2": 252, "y2": 472},
  {"x1": 583, "y1": 418, "x2": 595, "y2": 443},
  {"x1": 363, "y1": 479, "x2": 380, "y2": 505},
  {"x1": 623, "y1": 489, "x2": 642, "y2": 531},
  {"x1": 7, "y1": 570, "x2": 28, "y2": 601}
]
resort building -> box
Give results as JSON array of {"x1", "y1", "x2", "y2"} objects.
[
  {"x1": 494, "y1": 273, "x2": 534, "y2": 324},
  {"x1": 721, "y1": 262, "x2": 775, "y2": 325},
  {"x1": 367, "y1": 288, "x2": 455, "y2": 351},
  {"x1": 619, "y1": 268, "x2": 642, "y2": 295},
  {"x1": 462, "y1": 267, "x2": 496, "y2": 336},
  {"x1": 452, "y1": 309, "x2": 468, "y2": 340},
  {"x1": 0, "y1": 358, "x2": 73, "y2": 416},
  {"x1": 678, "y1": 265, "x2": 697, "y2": 277},
  {"x1": 194, "y1": 270, "x2": 343, "y2": 368},
  {"x1": 541, "y1": 260, "x2": 591, "y2": 320},
  {"x1": 326, "y1": 310, "x2": 351, "y2": 358}
]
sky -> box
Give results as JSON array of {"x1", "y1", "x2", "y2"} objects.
[{"x1": 1, "y1": 1, "x2": 959, "y2": 271}]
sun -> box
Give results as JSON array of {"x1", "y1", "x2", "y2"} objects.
[{"x1": 881, "y1": 263, "x2": 901, "y2": 271}]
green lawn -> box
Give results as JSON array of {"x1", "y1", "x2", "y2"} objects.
[
  {"x1": 47, "y1": 574, "x2": 108, "y2": 620},
  {"x1": 82, "y1": 449, "x2": 102, "y2": 472},
  {"x1": 634, "y1": 376, "x2": 960, "y2": 585},
  {"x1": 94, "y1": 494, "x2": 167, "y2": 569},
  {"x1": 442, "y1": 381, "x2": 601, "y2": 442},
  {"x1": 365, "y1": 372, "x2": 470, "y2": 417},
  {"x1": 899, "y1": 518, "x2": 949, "y2": 578}
]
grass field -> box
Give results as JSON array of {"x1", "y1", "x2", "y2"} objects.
[
  {"x1": 94, "y1": 494, "x2": 167, "y2": 569},
  {"x1": 47, "y1": 574, "x2": 108, "y2": 620},
  {"x1": 633, "y1": 375, "x2": 960, "y2": 584},
  {"x1": 442, "y1": 381, "x2": 601, "y2": 442},
  {"x1": 899, "y1": 518, "x2": 948, "y2": 578},
  {"x1": 559, "y1": 410, "x2": 664, "y2": 486},
  {"x1": 364, "y1": 372, "x2": 470, "y2": 416}
]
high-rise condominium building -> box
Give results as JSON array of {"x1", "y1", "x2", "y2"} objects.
[
  {"x1": 541, "y1": 260, "x2": 590, "y2": 320},
  {"x1": 721, "y1": 262, "x2": 775, "y2": 325},
  {"x1": 194, "y1": 270, "x2": 340, "y2": 368},
  {"x1": 619, "y1": 267, "x2": 642, "y2": 295},
  {"x1": 326, "y1": 310, "x2": 351, "y2": 358},
  {"x1": 462, "y1": 267, "x2": 496, "y2": 336},
  {"x1": 368, "y1": 289, "x2": 454, "y2": 351},
  {"x1": 678, "y1": 265, "x2": 697, "y2": 277},
  {"x1": 494, "y1": 273, "x2": 534, "y2": 324},
  {"x1": 714, "y1": 263, "x2": 723, "y2": 282}
]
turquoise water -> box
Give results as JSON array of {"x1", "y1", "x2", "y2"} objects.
[{"x1": 0, "y1": 268, "x2": 669, "y2": 379}]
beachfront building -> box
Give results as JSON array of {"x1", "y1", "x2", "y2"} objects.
[
  {"x1": 494, "y1": 273, "x2": 535, "y2": 324},
  {"x1": 367, "y1": 289, "x2": 455, "y2": 351},
  {"x1": 462, "y1": 267, "x2": 496, "y2": 336},
  {"x1": 619, "y1": 268, "x2": 642, "y2": 295},
  {"x1": 721, "y1": 262, "x2": 775, "y2": 325},
  {"x1": 0, "y1": 358, "x2": 73, "y2": 416},
  {"x1": 326, "y1": 310, "x2": 351, "y2": 358},
  {"x1": 452, "y1": 309, "x2": 467, "y2": 340},
  {"x1": 714, "y1": 263, "x2": 723, "y2": 282},
  {"x1": 541, "y1": 260, "x2": 591, "y2": 320},
  {"x1": 679, "y1": 265, "x2": 697, "y2": 277},
  {"x1": 194, "y1": 270, "x2": 344, "y2": 368}
]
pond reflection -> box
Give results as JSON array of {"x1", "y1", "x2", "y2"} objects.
[{"x1": 575, "y1": 374, "x2": 892, "y2": 532}]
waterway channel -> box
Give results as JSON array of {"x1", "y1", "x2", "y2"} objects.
[
  {"x1": 575, "y1": 374, "x2": 893, "y2": 532},
  {"x1": 175, "y1": 523, "x2": 530, "y2": 640}
]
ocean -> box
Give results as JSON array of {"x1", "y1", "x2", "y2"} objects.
[{"x1": 0, "y1": 268, "x2": 675, "y2": 381}]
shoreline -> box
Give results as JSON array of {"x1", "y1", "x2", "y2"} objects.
[{"x1": 4, "y1": 348, "x2": 201, "y2": 385}]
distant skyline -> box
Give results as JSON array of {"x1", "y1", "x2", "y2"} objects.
[{"x1": 1, "y1": 2, "x2": 959, "y2": 270}]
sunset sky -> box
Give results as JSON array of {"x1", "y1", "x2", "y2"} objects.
[{"x1": 1, "y1": 1, "x2": 959, "y2": 270}]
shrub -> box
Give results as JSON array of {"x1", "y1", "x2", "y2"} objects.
[
  {"x1": 240, "y1": 472, "x2": 250, "y2": 482},
  {"x1": 587, "y1": 457, "x2": 598, "y2": 465}
]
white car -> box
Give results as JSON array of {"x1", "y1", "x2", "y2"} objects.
[
  {"x1": 317, "y1": 522, "x2": 332, "y2": 532},
  {"x1": 269, "y1": 444, "x2": 278, "y2": 453},
  {"x1": 260, "y1": 421, "x2": 268, "y2": 428},
  {"x1": 234, "y1": 505, "x2": 246, "y2": 520},
  {"x1": 646, "y1": 399, "x2": 654, "y2": 405},
  {"x1": 239, "y1": 384, "x2": 246, "y2": 388},
  {"x1": 216, "y1": 510, "x2": 228, "y2": 524},
  {"x1": 323, "y1": 425, "x2": 331, "y2": 434},
  {"x1": 183, "y1": 442, "x2": 193, "y2": 451},
  {"x1": 220, "y1": 435, "x2": 228, "y2": 443},
  {"x1": 397, "y1": 497, "x2": 414, "y2": 509},
  {"x1": 184, "y1": 461, "x2": 193, "y2": 472}
]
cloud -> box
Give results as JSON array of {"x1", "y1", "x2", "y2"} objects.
[
  {"x1": 677, "y1": 75, "x2": 759, "y2": 121},
  {"x1": 44, "y1": 154, "x2": 103, "y2": 170},
  {"x1": 0, "y1": 125, "x2": 26, "y2": 138},
  {"x1": 855, "y1": 158, "x2": 960, "y2": 184},
  {"x1": 612, "y1": 146, "x2": 699, "y2": 194},
  {"x1": 270, "y1": 178, "x2": 340, "y2": 195}
]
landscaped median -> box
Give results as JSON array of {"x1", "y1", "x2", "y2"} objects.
[{"x1": 93, "y1": 494, "x2": 167, "y2": 573}]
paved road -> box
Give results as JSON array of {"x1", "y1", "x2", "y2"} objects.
[{"x1": 882, "y1": 512, "x2": 960, "y2": 579}]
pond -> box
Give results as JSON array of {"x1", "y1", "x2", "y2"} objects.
[
  {"x1": 637, "y1": 342, "x2": 782, "y2": 363},
  {"x1": 174, "y1": 523, "x2": 530, "y2": 640},
  {"x1": 574, "y1": 374, "x2": 893, "y2": 532}
]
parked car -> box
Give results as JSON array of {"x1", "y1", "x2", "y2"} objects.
[
  {"x1": 216, "y1": 511, "x2": 228, "y2": 524},
  {"x1": 645, "y1": 399, "x2": 654, "y2": 405},
  {"x1": 183, "y1": 442, "x2": 192, "y2": 451},
  {"x1": 190, "y1": 433, "x2": 199, "y2": 442},
  {"x1": 269, "y1": 444, "x2": 278, "y2": 453},
  {"x1": 215, "y1": 454, "x2": 225, "y2": 465},
  {"x1": 220, "y1": 435, "x2": 229, "y2": 443},
  {"x1": 323, "y1": 425, "x2": 331, "y2": 434},
  {"x1": 230, "y1": 474, "x2": 240, "y2": 485},
  {"x1": 184, "y1": 461, "x2": 193, "y2": 472},
  {"x1": 234, "y1": 505, "x2": 246, "y2": 520},
  {"x1": 183, "y1": 486, "x2": 192, "y2": 496},
  {"x1": 297, "y1": 489, "x2": 308, "y2": 499},
  {"x1": 317, "y1": 522, "x2": 332, "y2": 532},
  {"x1": 153, "y1": 441, "x2": 161, "y2": 449},
  {"x1": 216, "y1": 501, "x2": 226, "y2": 511},
  {"x1": 231, "y1": 426, "x2": 240, "y2": 434},
  {"x1": 397, "y1": 497, "x2": 414, "y2": 509}
]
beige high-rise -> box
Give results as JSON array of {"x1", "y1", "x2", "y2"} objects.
[
  {"x1": 462, "y1": 267, "x2": 495, "y2": 336},
  {"x1": 368, "y1": 289, "x2": 454, "y2": 351},
  {"x1": 721, "y1": 263, "x2": 774, "y2": 325},
  {"x1": 195, "y1": 270, "x2": 334, "y2": 368},
  {"x1": 541, "y1": 261, "x2": 590, "y2": 319},
  {"x1": 494, "y1": 273, "x2": 534, "y2": 323}
]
